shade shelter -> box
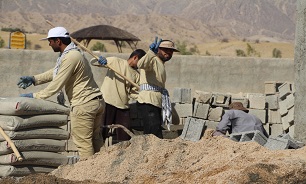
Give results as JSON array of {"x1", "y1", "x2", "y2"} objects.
[{"x1": 70, "y1": 25, "x2": 140, "y2": 53}]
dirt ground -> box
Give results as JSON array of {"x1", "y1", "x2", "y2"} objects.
[{"x1": 1, "y1": 129, "x2": 306, "y2": 184}]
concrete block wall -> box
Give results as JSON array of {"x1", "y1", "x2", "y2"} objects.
[{"x1": 171, "y1": 81, "x2": 296, "y2": 138}]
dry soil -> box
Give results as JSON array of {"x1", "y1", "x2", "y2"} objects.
[{"x1": 1, "y1": 129, "x2": 306, "y2": 184}]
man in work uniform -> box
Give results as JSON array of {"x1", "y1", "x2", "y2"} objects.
[
  {"x1": 17, "y1": 27, "x2": 105, "y2": 158},
  {"x1": 96, "y1": 49, "x2": 146, "y2": 144},
  {"x1": 213, "y1": 102, "x2": 269, "y2": 137},
  {"x1": 136, "y1": 37, "x2": 179, "y2": 138}
]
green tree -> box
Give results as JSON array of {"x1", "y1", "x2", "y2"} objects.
[
  {"x1": 236, "y1": 49, "x2": 246, "y2": 57},
  {"x1": 272, "y1": 48, "x2": 282, "y2": 58},
  {"x1": 0, "y1": 36, "x2": 5, "y2": 48},
  {"x1": 91, "y1": 42, "x2": 107, "y2": 52},
  {"x1": 205, "y1": 50, "x2": 211, "y2": 56},
  {"x1": 176, "y1": 41, "x2": 200, "y2": 55},
  {"x1": 246, "y1": 43, "x2": 261, "y2": 57}
]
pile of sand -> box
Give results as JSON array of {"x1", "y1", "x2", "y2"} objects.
[
  {"x1": 47, "y1": 130, "x2": 306, "y2": 183},
  {"x1": 1, "y1": 130, "x2": 306, "y2": 183}
]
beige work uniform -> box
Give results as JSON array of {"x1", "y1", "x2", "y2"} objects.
[
  {"x1": 101, "y1": 57, "x2": 139, "y2": 109},
  {"x1": 33, "y1": 50, "x2": 104, "y2": 157},
  {"x1": 137, "y1": 50, "x2": 165, "y2": 108}
]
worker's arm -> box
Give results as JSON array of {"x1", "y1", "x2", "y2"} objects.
[
  {"x1": 33, "y1": 69, "x2": 53, "y2": 85},
  {"x1": 128, "y1": 71, "x2": 140, "y2": 100},
  {"x1": 215, "y1": 111, "x2": 232, "y2": 135},
  {"x1": 33, "y1": 52, "x2": 77, "y2": 99},
  {"x1": 137, "y1": 50, "x2": 156, "y2": 71}
]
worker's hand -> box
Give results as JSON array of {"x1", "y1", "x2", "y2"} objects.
[
  {"x1": 149, "y1": 36, "x2": 162, "y2": 54},
  {"x1": 17, "y1": 76, "x2": 34, "y2": 89},
  {"x1": 98, "y1": 56, "x2": 108, "y2": 66},
  {"x1": 20, "y1": 93, "x2": 33, "y2": 98}
]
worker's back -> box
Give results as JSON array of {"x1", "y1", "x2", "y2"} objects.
[{"x1": 217, "y1": 109, "x2": 269, "y2": 137}]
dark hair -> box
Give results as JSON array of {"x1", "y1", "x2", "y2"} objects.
[
  {"x1": 129, "y1": 49, "x2": 146, "y2": 59},
  {"x1": 49, "y1": 37, "x2": 71, "y2": 45}
]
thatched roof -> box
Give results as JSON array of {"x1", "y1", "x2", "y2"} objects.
[{"x1": 70, "y1": 25, "x2": 140, "y2": 52}]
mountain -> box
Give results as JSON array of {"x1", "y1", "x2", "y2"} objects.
[{"x1": 0, "y1": 0, "x2": 297, "y2": 46}]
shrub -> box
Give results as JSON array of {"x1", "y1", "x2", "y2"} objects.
[
  {"x1": 0, "y1": 36, "x2": 5, "y2": 48},
  {"x1": 91, "y1": 42, "x2": 107, "y2": 52},
  {"x1": 236, "y1": 49, "x2": 246, "y2": 57},
  {"x1": 34, "y1": 44, "x2": 42, "y2": 50},
  {"x1": 221, "y1": 38, "x2": 229, "y2": 43},
  {"x1": 205, "y1": 50, "x2": 211, "y2": 56},
  {"x1": 272, "y1": 48, "x2": 282, "y2": 58},
  {"x1": 176, "y1": 41, "x2": 199, "y2": 55}
]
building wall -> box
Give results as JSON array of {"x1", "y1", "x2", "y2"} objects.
[{"x1": 0, "y1": 49, "x2": 294, "y2": 98}]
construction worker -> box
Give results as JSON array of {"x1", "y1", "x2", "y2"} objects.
[
  {"x1": 136, "y1": 37, "x2": 179, "y2": 138},
  {"x1": 213, "y1": 102, "x2": 269, "y2": 137},
  {"x1": 96, "y1": 49, "x2": 146, "y2": 144},
  {"x1": 17, "y1": 27, "x2": 105, "y2": 158}
]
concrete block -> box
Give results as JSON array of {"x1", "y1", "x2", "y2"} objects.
[
  {"x1": 204, "y1": 120, "x2": 219, "y2": 130},
  {"x1": 270, "y1": 124, "x2": 284, "y2": 137},
  {"x1": 286, "y1": 93, "x2": 295, "y2": 110},
  {"x1": 172, "y1": 103, "x2": 193, "y2": 118},
  {"x1": 288, "y1": 125, "x2": 295, "y2": 139},
  {"x1": 208, "y1": 107, "x2": 224, "y2": 121},
  {"x1": 248, "y1": 109, "x2": 267, "y2": 124},
  {"x1": 211, "y1": 93, "x2": 231, "y2": 107},
  {"x1": 193, "y1": 102, "x2": 210, "y2": 119},
  {"x1": 230, "y1": 130, "x2": 268, "y2": 146},
  {"x1": 278, "y1": 82, "x2": 292, "y2": 100},
  {"x1": 264, "y1": 137, "x2": 299, "y2": 150},
  {"x1": 248, "y1": 93, "x2": 265, "y2": 110},
  {"x1": 282, "y1": 115, "x2": 290, "y2": 131},
  {"x1": 264, "y1": 81, "x2": 277, "y2": 95},
  {"x1": 231, "y1": 97, "x2": 249, "y2": 108},
  {"x1": 279, "y1": 100, "x2": 288, "y2": 117},
  {"x1": 172, "y1": 88, "x2": 192, "y2": 104},
  {"x1": 172, "y1": 103, "x2": 193, "y2": 125},
  {"x1": 180, "y1": 117, "x2": 205, "y2": 141},
  {"x1": 287, "y1": 107, "x2": 294, "y2": 125},
  {"x1": 194, "y1": 90, "x2": 212, "y2": 104},
  {"x1": 265, "y1": 94, "x2": 279, "y2": 110},
  {"x1": 268, "y1": 109, "x2": 281, "y2": 124}
]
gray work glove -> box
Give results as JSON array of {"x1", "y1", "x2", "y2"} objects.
[{"x1": 17, "y1": 76, "x2": 35, "y2": 89}]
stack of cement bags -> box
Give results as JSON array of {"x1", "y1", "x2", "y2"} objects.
[{"x1": 0, "y1": 97, "x2": 70, "y2": 177}]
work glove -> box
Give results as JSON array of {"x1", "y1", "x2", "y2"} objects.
[
  {"x1": 17, "y1": 76, "x2": 35, "y2": 89},
  {"x1": 149, "y1": 36, "x2": 162, "y2": 54},
  {"x1": 20, "y1": 93, "x2": 33, "y2": 98},
  {"x1": 98, "y1": 56, "x2": 108, "y2": 66}
]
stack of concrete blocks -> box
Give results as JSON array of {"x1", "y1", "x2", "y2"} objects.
[
  {"x1": 172, "y1": 88, "x2": 193, "y2": 126},
  {"x1": 264, "y1": 81, "x2": 295, "y2": 137},
  {"x1": 174, "y1": 88, "x2": 226, "y2": 141}
]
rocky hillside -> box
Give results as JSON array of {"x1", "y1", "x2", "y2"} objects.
[{"x1": 0, "y1": 0, "x2": 297, "y2": 45}]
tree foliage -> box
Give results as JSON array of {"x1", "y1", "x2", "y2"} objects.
[
  {"x1": 176, "y1": 40, "x2": 200, "y2": 55},
  {"x1": 236, "y1": 43, "x2": 261, "y2": 57},
  {"x1": 0, "y1": 36, "x2": 5, "y2": 48},
  {"x1": 91, "y1": 42, "x2": 107, "y2": 52},
  {"x1": 272, "y1": 48, "x2": 282, "y2": 58}
]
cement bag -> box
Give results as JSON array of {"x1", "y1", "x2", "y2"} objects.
[
  {"x1": 0, "y1": 127, "x2": 70, "y2": 141},
  {"x1": 0, "y1": 139, "x2": 66, "y2": 155},
  {"x1": 0, "y1": 165, "x2": 56, "y2": 177},
  {"x1": 0, "y1": 151, "x2": 69, "y2": 167},
  {"x1": 0, "y1": 114, "x2": 68, "y2": 131},
  {"x1": 0, "y1": 97, "x2": 70, "y2": 115}
]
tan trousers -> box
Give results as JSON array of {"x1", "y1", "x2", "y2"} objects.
[{"x1": 70, "y1": 98, "x2": 105, "y2": 158}]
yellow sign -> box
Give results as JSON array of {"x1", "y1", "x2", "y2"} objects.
[{"x1": 9, "y1": 31, "x2": 26, "y2": 49}]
